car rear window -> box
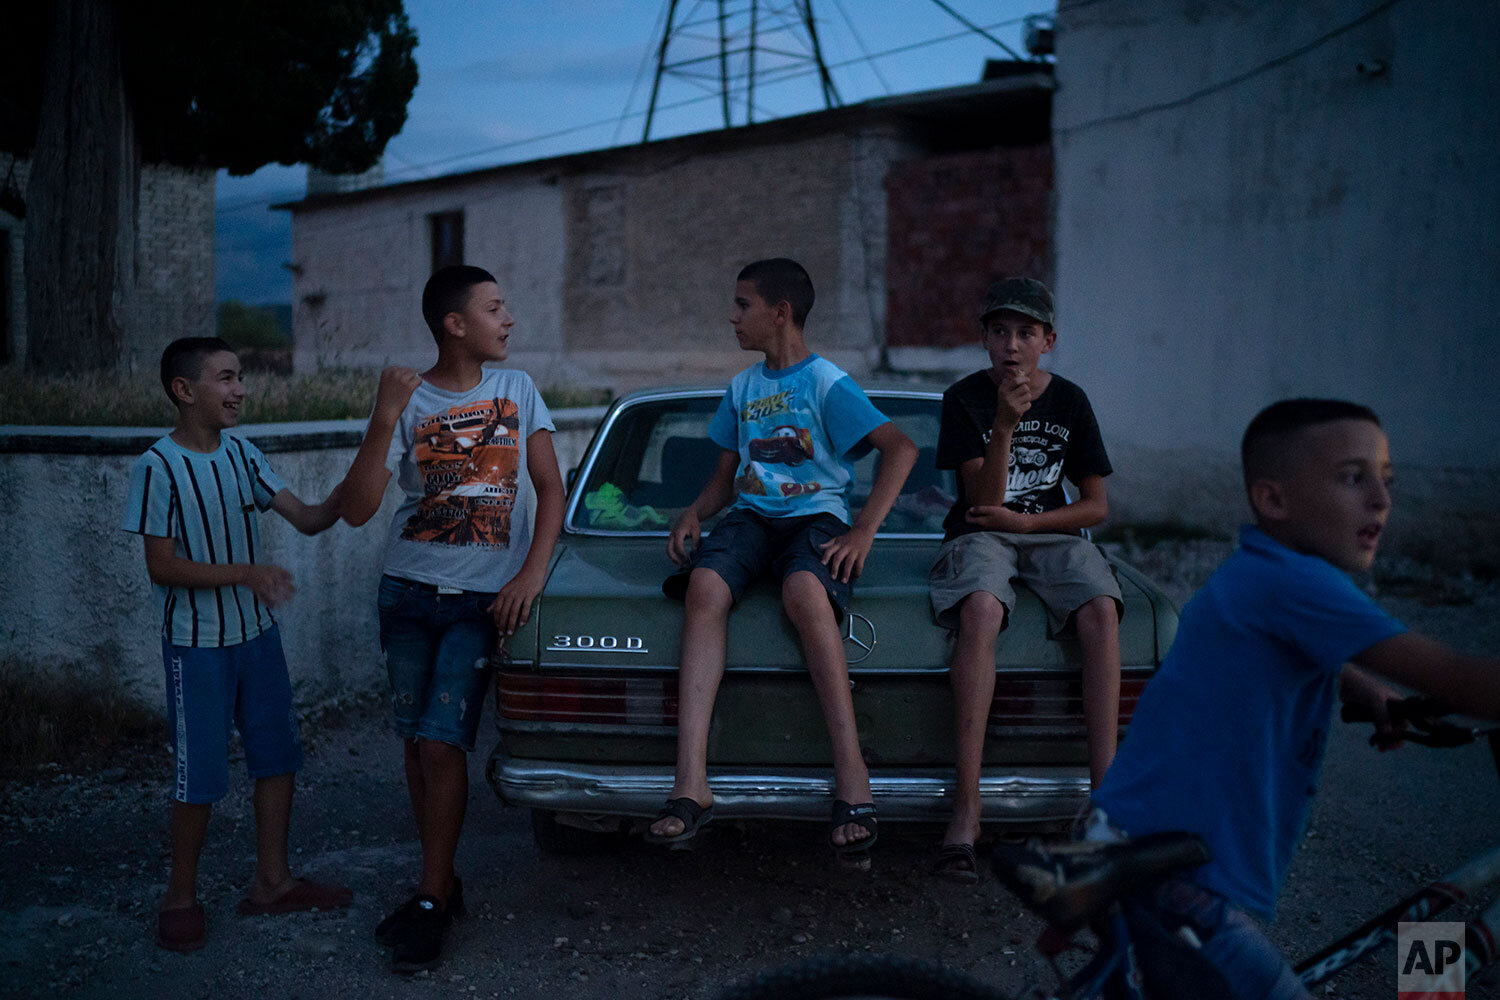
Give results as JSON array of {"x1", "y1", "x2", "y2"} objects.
[{"x1": 567, "y1": 393, "x2": 955, "y2": 535}]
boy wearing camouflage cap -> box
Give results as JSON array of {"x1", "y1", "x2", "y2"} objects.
[{"x1": 927, "y1": 277, "x2": 1123, "y2": 882}]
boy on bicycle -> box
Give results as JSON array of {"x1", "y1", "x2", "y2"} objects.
[{"x1": 1091, "y1": 398, "x2": 1500, "y2": 998}]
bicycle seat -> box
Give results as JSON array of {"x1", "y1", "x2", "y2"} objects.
[{"x1": 991, "y1": 832, "x2": 1211, "y2": 932}]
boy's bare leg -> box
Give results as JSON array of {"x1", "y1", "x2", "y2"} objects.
[
  {"x1": 649, "y1": 568, "x2": 732, "y2": 839},
  {"x1": 164, "y1": 801, "x2": 212, "y2": 909},
  {"x1": 944, "y1": 592, "x2": 1007, "y2": 848},
  {"x1": 1074, "y1": 595, "x2": 1121, "y2": 788},
  {"x1": 402, "y1": 737, "x2": 426, "y2": 839},
  {"x1": 415, "y1": 738, "x2": 467, "y2": 906},
  {"x1": 782, "y1": 570, "x2": 872, "y2": 848},
  {"x1": 247, "y1": 772, "x2": 296, "y2": 902}
]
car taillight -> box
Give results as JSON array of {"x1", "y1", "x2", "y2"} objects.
[
  {"x1": 497, "y1": 671, "x2": 678, "y2": 725},
  {"x1": 988, "y1": 677, "x2": 1148, "y2": 733}
]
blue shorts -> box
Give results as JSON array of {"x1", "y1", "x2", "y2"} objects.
[
  {"x1": 378, "y1": 575, "x2": 498, "y2": 751},
  {"x1": 162, "y1": 626, "x2": 303, "y2": 804},
  {"x1": 662, "y1": 508, "x2": 852, "y2": 619}
]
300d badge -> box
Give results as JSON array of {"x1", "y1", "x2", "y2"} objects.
[{"x1": 546, "y1": 634, "x2": 648, "y2": 653}]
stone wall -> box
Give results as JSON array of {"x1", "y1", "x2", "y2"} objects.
[
  {"x1": 119, "y1": 163, "x2": 218, "y2": 369},
  {"x1": 884, "y1": 144, "x2": 1053, "y2": 374},
  {"x1": 284, "y1": 122, "x2": 933, "y2": 393},
  {"x1": 0, "y1": 154, "x2": 214, "y2": 371}
]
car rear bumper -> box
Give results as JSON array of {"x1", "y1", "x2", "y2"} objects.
[{"x1": 485, "y1": 753, "x2": 1090, "y2": 827}]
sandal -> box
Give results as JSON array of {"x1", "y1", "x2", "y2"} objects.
[
  {"x1": 829, "y1": 799, "x2": 878, "y2": 855},
  {"x1": 930, "y1": 842, "x2": 980, "y2": 883},
  {"x1": 156, "y1": 901, "x2": 206, "y2": 952},
  {"x1": 644, "y1": 796, "x2": 713, "y2": 844}
]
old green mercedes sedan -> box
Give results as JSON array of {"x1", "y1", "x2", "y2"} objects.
[{"x1": 485, "y1": 387, "x2": 1179, "y2": 853}]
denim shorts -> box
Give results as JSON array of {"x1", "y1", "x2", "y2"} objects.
[
  {"x1": 662, "y1": 508, "x2": 853, "y2": 619},
  {"x1": 1124, "y1": 876, "x2": 1312, "y2": 1000},
  {"x1": 378, "y1": 575, "x2": 499, "y2": 751},
  {"x1": 162, "y1": 626, "x2": 303, "y2": 804},
  {"x1": 1082, "y1": 808, "x2": 1310, "y2": 1000}
]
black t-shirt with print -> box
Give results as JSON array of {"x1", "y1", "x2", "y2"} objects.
[{"x1": 935, "y1": 370, "x2": 1112, "y2": 540}]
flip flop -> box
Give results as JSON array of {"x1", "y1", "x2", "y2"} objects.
[
  {"x1": 237, "y1": 878, "x2": 354, "y2": 916},
  {"x1": 644, "y1": 796, "x2": 713, "y2": 844},
  {"x1": 829, "y1": 799, "x2": 878, "y2": 856},
  {"x1": 930, "y1": 842, "x2": 980, "y2": 883}
]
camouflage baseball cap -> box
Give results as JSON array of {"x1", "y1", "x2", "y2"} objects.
[{"x1": 979, "y1": 277, "x2": 1054, "y2": 326}]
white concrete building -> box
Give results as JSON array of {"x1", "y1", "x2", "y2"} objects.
[{"x1": 1051, "y1": 0, "x2": 1500, "y2": 567}]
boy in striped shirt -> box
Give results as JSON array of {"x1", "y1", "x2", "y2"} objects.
[{"x1": 122, "y1": 337, "x2": 351, "y2": 953}]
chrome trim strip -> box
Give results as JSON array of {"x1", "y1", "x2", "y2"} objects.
[
  {"x1": 543, "y1": 645, "x2": 649, "y2": 653},
  {"x1": 484, "y1": 757, "x2": 1089, "y2": 824}
]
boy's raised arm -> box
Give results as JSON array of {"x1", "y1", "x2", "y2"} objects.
[
  {"x1": 489, "y1": 429, "x2": 565, "y2": 636},
  {"x1": 961, "y1": 371, "x2": 1034, "y2": 507},
  {"x1": 1353, "y1": 631, "x2": 1500, "y2": 720},
  {"x1": 821, "y1": 421, "x2": 917, "y2": 583},
  {"x1": 270, "y1": 480, "x2": 343, "y2": 536},
  {"x1": 341, "y1": 367, "x2": 421, "y2": 527},
  {"x1": 666, "y1": 449, "x2": 739, "y2": 566}
]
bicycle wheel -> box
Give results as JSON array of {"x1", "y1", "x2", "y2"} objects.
[{"x1": 716, "y1": 951, "x2": 1014, "y2": 1000}]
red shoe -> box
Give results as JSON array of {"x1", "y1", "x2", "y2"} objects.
[{"x1": 156, "y1": 902, "x2": 206, "y2": 952}]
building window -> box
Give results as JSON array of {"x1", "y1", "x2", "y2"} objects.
[{"x1": 430, "y1": 211, "x2": 464, "y2": 273}]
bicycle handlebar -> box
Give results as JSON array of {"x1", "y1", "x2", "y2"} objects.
[{"x1": 1340, "y1": 695, "x2": 1483, "y2": 748}]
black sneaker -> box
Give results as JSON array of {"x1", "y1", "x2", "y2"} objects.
[
  {"x1": 375, "y1": 876, "x2": 464, "y2": 947},
  {"x1": 390, "y1": 895, "x2": 451, "y2": 974}
]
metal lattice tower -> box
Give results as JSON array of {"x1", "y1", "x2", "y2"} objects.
[{"x1": 642, "y1": 0, "x2": 842, "y2": 141}]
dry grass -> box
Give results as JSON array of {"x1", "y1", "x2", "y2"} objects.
[
  {"x1": 0, "y1": 369, "x2": 611, "y2": 427},
  {"x1": 0, "y1": 658, "x2": 165, "y2": 772}
]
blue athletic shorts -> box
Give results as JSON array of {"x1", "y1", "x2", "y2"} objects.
[
  {"x1": 662, "y1": 508, "x2": 853, "y2": 618},
  {"x1": 162, "y1": 626, "x2": 303, "y2": 804},
  {"x1": 378, "y1": 575, "x2": 498, "y2": 751}
]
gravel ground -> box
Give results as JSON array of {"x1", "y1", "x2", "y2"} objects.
[{"x1": 4, "y1": 540, "x2": 1499, "y2": 999}]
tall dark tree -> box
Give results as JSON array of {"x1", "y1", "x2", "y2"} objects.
[{"x1": 0, "y1": 0, "x2": 418, "y2": 372}]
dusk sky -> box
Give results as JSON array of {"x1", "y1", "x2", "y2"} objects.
[{"x1": 214, "y1": 0, "x2": 1052, "y2": 305}]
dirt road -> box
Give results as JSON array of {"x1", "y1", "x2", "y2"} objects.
[{"x1": 4, "y1": 553, "x2": 1499, "y2": 999}]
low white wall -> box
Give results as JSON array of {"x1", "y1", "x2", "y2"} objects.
[{"x1": 0, "y1": 411, "x2": 603, "y2": 713}]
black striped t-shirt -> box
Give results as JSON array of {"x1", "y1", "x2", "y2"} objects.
[{"x1": 120, "y1": 433, "x2": 286, "y2": 648}]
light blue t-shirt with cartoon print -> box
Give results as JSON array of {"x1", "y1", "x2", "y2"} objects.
[{"x1": 708, "y1": 354, "x2": 889, "y2": 524}]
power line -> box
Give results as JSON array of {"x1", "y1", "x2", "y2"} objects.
[
  {"x1": 1055, "y1": 0, "x2": 1406, "y2": 136},
  {"x1": 927, "y1": 0, "x2": 1025, "y2": 61},
  {"x1": 831, "y1": 0, "x2": 893, "y2": 96},
  {"x1": 215, "y1": 12, "x2": 1036, "y2": 217}
]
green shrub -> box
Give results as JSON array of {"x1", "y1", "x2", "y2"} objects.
[
  {"x1": 0, "y1": 369, "x2": 612, "y2": 426},
  {"x1": 217, "y1": 300, "x2": 290, "y2": 349}
]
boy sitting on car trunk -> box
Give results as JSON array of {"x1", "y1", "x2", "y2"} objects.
[
  {"x1": 649, "y1": 257, "x2": 916, "y2": 860},
  {"x1": 928, "y1": 278, "x2": 1124, "y2": 882}
]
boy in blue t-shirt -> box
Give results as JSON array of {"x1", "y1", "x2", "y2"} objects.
[
  {"x1": 121, "y1": 337, "x2": 351, "y2": 954},
  {"x1": 1091, "y1": 398, "x2": 1500, "y2": 998},
  {"x1": 648, "y1": 258, "x2": 917, "y2": 856}
]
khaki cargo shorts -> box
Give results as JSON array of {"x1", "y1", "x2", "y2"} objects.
[{"x1": 928, "y1": 531, "x2": 1123, "y2": 633}]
